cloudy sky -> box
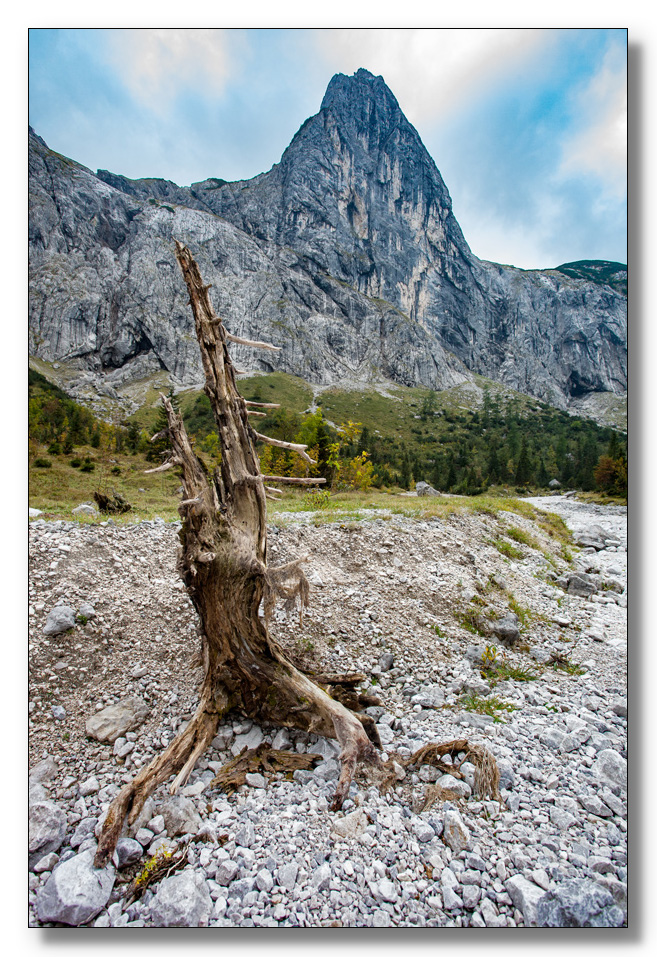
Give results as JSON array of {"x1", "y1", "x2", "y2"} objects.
[{"x1": 28, "y1": 27, "x2": 627, "y2": 270}]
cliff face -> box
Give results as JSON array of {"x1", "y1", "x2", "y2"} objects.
[{"x1": 28, "y1": 68, "x2": 627, "y2": 409}]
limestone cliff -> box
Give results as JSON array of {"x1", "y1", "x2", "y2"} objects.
[{"x1": 28, "y1": 69, "x2": 627, "y2": 412}]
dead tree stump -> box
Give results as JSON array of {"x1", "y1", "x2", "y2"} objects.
[{"x1": 94, "y1": 241, "x2": 381, "y2": 867}]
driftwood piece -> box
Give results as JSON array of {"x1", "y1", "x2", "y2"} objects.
[
  {"x1": 94, "y1": 241, "x2": 380, "y2": 868},
  {"x1": 209, "y1": 743, "x2": 322, "y2": 794},
  {"x1": 93, "y1": 491, "x2": 131, "y2": 514}
]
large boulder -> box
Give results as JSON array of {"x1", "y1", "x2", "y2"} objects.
[
  {"x1": 535, "y1": 878, "x2": 625, "y2": 927},
  {"x1": 149, "y1": 870, "x2": 212, "y2": 927},
  {"x1": 29, "y1": 801, "x2": 67, "y2": 869},
  {"x1": 36, "y1": 850, "x2": 115, "y2": 926},
  {"x1": 416, "y1": 481, "x2": 440, "y2": 497},
  {"x1": 43, "y1": 605, "x2": 76, "y2": 636},
  {"x1": 85, "y1": 696, "x2": 149, "y2": 743}
]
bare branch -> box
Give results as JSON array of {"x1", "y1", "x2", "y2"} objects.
[
  {"x1": 225, "y1": 331, "x2": 281, "y2": 352},
  {"x1": 264, "y1": 486, "x2": 284, "y2": 496},
  {"x1": 254, "y1": 431, "x2": 317, "y2": 465},
  {"x1": 247, "y1": 410, "x2": 267, "y2": 417},
  {"x1": 245, "y1": 401, "x2": 281, "y2": 409},
  {"x1": 262, "y1": 475, "x2": 327, "y2": 485},
  {"x1": 144, "y1": 460, "x2": 178, "y2": 474}
]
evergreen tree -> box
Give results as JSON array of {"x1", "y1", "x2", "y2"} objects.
[
  {"x1": 515, "y1": 436, "x2": 532, "y2": 485},
  {"x1": 148, "y1": 388, "x2": 179, "y2": 462}
]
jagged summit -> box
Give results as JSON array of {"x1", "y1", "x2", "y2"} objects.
[{"x1": 28, "y1": 69, "x2": 627, "y2": 413}]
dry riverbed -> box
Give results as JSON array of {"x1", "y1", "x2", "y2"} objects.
[{"x1": 28, "y1": 495, "x2": 627, "y2": 927}]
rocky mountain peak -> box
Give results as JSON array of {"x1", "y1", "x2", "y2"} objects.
[
  {"x1": 27, "y1": 68, "x2": 627, "y2": 416},
  {"x1": 319, "y1": 68, "x2": 405, "y2": 143}
]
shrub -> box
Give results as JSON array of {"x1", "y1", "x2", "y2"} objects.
[{"x1": 34, "y1": 457, "x2": 52, "y2": 468}]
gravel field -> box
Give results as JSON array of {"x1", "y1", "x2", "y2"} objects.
[{"x1": 28, "y1": 495, "x2": 627, "y2": 927}]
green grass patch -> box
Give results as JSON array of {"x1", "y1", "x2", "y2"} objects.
[
  {"x1": 457, "y1": 692, "x2": 518, "y2": 722},
  {"x1": 506, "y1": 525, "x2": 540, "y2": 549},
  {"x1": 490, "y1": 538, "x2": 524, "y2": 560}
]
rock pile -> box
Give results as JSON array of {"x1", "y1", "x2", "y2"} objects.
[{"x1": 28, "y1": 496, "x2": 627, "y2": 927}]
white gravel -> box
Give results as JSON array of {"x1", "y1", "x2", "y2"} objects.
[{"x1": 28, "y1": 495, "x2": 627, "y2": 927}]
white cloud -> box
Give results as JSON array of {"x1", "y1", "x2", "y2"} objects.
[
  {"x1": 105, "y1": 29, "x2": 242, "y2": 110},
  {"x1": 314, "y1": 28, "x2": 551, "y2": 128},
  {"x1": 559, "y1": 45, "x2": 627, "y2": 196}
]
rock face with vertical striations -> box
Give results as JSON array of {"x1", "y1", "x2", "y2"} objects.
[{"x1": 28, "y1": 68, "x2": 626, "y2": 412}]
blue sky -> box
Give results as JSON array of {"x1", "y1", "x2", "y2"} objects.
[{"x1": 28, "y1": 27, "x2": 627, "y2": 270}]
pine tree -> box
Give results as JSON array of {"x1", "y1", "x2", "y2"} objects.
[{"x1": 515, "y1": 436, "x2": 532, "y2": 485}]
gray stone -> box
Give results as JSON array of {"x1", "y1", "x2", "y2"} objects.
[
  {"x1": 51, "y1": 705, "x2": 66, "y2": 721},
  {"x1": 419, "y1": 764, "x2": 440, "y2": 783},
  {"x1": 505, "y1": 875, "x2": 547, "y2": 926},
  {"x1": 244, "y1": 772, "x2": 266, "y2": 789},
  {"x1": 410, "y1": 688, "x2": 444, "y2": 709},
  {"x1": 115, "y1": 838, "x2": 143, "y2": 869},
  {"x1": 435, "y1": 774, "x2": 472, "y2": 799},
  {"x1": 489, "y1": 613, "x2": 520, "y2": 645},
  {"x1": 29, "y1": 801, "x2": 67, "y2": 868},
  {"x1": 79, "y1": 775, "x2": 100, "y2": 796},
  {"x1": 378, "y1": 652, "x2": 395, "y2": 672},
  {"x1": 377, "y1": 878, "x2": 399, "y2": 903},
  {"x1": 72, "y1": 503, "x2": 98, "y2": 516},
  {"x1": 410, "y1": 817, "x2": 435, "y2": 843},
  {"x1": 277, "y1": 862, "x2": 299, "y2": 891},
  {"x1": 549, "y1": 807, "x2": 577, "y2": 830},
  {"x1": 70, "y1": 817, "x2": 98, "y2": 848},
  {"x1": 497, "y1": 758, "x2": 515, "y2": 790},
  {"x1": 29, "y1": 507, "x2": 44, "y2": 517},
  {"x1": 234, "y1": 822, "x2": 256, "y2": 848},
  {"x1": 416, "y1": 481, "x2": 440, "y2": 497},
  {"x1": 567, "y1": 575, "x2": 597, "y2": 597},
  {"x1": 43, "y1": 605, "x2": 76, "y2": 636},
  {"x1": 331, "y1": 808, "x2": 368, "y2": 840},
  {"x1": 539, "y1": 727, "x2": 566, "y2": 750},
  {"x1": 535, "y1": 878, "x2": 625, "y2": 927},
  {"x1": 443, "y1": 809, "x2": 470, "y2": 852},
  {"x1": 311, "y1": 863, "x2": 331, "y2": 891},
  {"x1": 215, "y1": 860, "x2": 239, "y2": 886},
  {"x1": 610, "y1": 698, "x2": 627, "y2": 718},
  {"x1": 160, "y1": 796, "x2": 202, "y2": 837},
  {"x1": 149, "y1": 870, "x2": 212, "y2": 927},
  {"x1": 591, "y1": 749, "x2": 627, "y2": 790},
  {"x1": 33, "y1": 852, "x2": 60, "y2": 874},
  {"x1": 255, "y1": 868, "x2": 274, "y2": 893},
  {"x1": 227, "y1": 877, "x2": 255, "y2": 900},
  {"x1": 78, "y1": 601, "x2": 96, "y2": 620},
  {"x1": 36, "y1": 849, "x2": 115, "y2": 926},
  {"x1": 85, "y1": 696, "x2": 149, "y2": 743},
  {"x1": 579, "y1": 795, "x2": 613, "y2": 818},
  {"x1": 134, "y1": 828, "x2": 154, "y2": 847},
  {"x1": 462, "y1": 885, "x2": 481, "y2": 909},
  {"x1": 231, "y1": 726, "x2": 264, "y2": 756},
  {"x1": 29, "y1": 757, "x2": 58, "y2": 784}
]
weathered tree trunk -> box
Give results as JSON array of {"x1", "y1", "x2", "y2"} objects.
[{"x1": 94, "y1": 241, "x2": 381, "y2": 867}]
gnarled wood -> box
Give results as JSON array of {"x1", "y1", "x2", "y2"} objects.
[{"x1": 94, "y1": 241, "x2": 380, "y2": 868}]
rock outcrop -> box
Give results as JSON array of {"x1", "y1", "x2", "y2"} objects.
[{"x1": 28, "y1": 69, "x2": 627, "y2": 410}]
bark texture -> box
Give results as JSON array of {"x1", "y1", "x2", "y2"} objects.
[{"x1": 94, "y1": 241, "x2": 380, "y2": 868}]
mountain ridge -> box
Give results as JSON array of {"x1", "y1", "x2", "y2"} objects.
[{"x1": 28, "y1": 69, "x2": 627, "y2": 418}]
